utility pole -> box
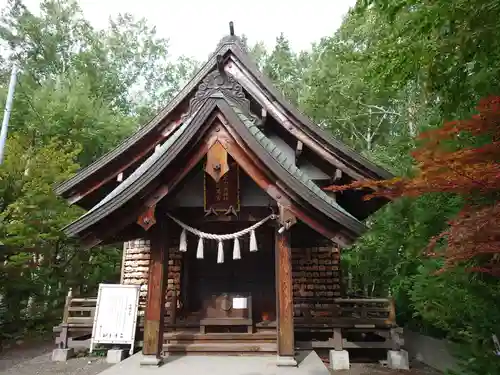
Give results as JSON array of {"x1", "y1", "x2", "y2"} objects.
[{"x1": 0, "y1": 63, "x2": 19, "y2": 164}]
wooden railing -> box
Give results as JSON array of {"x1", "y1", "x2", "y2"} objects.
[
  {"x1": 334, "y1": 298, "x2": 396, "y2": 325},
  {"x1": 54, "y1": 289, "x2": 97, "y2": 348},
  {"x1": 295, "y1": 297, "x2": 400, "y2": 351},
  {"x1": 294, "y1": 297, "x2": 396, "y2": 328},
  {"x1": 54, "y1": 289, "x2": 397, "y2": 349},
  {"x1": 54, "y1": 288, "x2": 178, "y2": 348}
]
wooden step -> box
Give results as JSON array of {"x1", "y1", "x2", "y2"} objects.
[
  {"x1": 163, "y1": 342, "x2": 277, "y2": 354},
  {"x1": 164, "y1": 331, "x2": 276, "y2": 343}
]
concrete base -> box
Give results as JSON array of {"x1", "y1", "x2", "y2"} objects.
[
  {"x1": 276, "y1": 355, "x2": 298, "y2": 367},
  {"x1": 51, "y1": 348, "x2": 75, "y2": 362},
  {"x1": 107, "y1": 349, "x2": 127, "y2": 364},
  {"x1": 95, "y1": 351, "x2": 330, "y2": 375},
  {"x1": 140, "y1": 354, "x2": 163, "y2": 367},
  {"x1": 329, "y1": 350, "x2": 350, "y2": 371},
  {"x1": 387, "y1": 349, "x2": 410, "y2": 370}
]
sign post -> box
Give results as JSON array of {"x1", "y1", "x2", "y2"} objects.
[{"x1": 90, "y1": 284, "x2": 141, "y2": 355}]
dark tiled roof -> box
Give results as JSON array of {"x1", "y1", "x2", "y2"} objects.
[
  {"x1": 63, "y1": 95, "x2": 365, "y2": 239},
  {"x1": 228, "y1": 100, "x2": 357, "y2": 220},
  {"x1": 55, "y1": 33, "x2": 392, "y2": 199}
]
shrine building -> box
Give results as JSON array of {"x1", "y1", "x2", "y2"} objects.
[{"x1": 54, "y1": 22, "x2": 396, "y2": 366}]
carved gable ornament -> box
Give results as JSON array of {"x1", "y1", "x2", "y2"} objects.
[{"x1": 182, "y1": 69, "x2": 259, "y2": 124}]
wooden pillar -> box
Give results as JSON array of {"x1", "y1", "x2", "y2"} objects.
[
  {"x1": 141, "y1": 220, "x2": 168, "y2": 366},
  {"x1": 275, "y1": 217, "x2": 297, "y2": 366}
]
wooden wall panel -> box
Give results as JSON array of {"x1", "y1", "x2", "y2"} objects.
[
  {"x1": 121, "y1": 239, "x2": 182, "y2": 316},
  {"x1": 292, "y1": 246, "x2": 341, "y2": 318}
]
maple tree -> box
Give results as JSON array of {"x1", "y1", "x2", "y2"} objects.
[{"x1": 325, "y1": 96, "x2": 500, "y2": 274}]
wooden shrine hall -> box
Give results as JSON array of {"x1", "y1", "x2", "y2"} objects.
[{"x1": 54, "y1": 22, "x2": 397, "y2": 366}]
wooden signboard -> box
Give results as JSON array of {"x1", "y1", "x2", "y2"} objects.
[
  {"x1": 89, "y1": 284, "x2": 141, "y2": 355},
  {"x1": 204, "y1": 162, "x2": 240, "y2": 213}
]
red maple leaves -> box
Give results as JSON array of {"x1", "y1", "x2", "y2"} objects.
[{"x1": 325, "y1": 96, "x2": 500, "y2": 274}]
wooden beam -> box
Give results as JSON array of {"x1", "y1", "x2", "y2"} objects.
[
  {"x1": 332, "y1": 328, "x2": 343, "y2": 350},
  {"x1": 275, "y1": 209, "x2": 296, "y2": 364},
  {"x1": 142, "y1": 219, "x2": 168, "y2": 365},
  {"x1": 120, "y1": 242, "x2": 127, "y2": 284},
  {"x1": 295, "y1": 140, "x2": 303, "y2": 165}
]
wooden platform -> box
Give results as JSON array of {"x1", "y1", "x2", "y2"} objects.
[{"x1": 163, "y1": 331, "x2": 277, "y2": 355}]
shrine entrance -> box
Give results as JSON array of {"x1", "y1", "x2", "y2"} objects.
[{"x1": 184, "y1": 222, "x2": 276, "y2": 329}]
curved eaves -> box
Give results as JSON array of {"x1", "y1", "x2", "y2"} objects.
[
  {"x1": 54, "y1": 44, "x2": 235, "y2": 197},
  {"x1": 63, "y1": 99, "x2": 218, "y2": 238},
  {"x1": 216, "y1": 98, "x2": 366, "y2": 236},
  {"x1": 228, "y1": 45, "x2": 393, "y2": 180}
]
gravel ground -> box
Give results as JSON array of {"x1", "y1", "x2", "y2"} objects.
[
  {"x1": 331, "y1": 361, "x2": 441, "y2": 375},
  {"x1": 0, "y1": 354, "x2": 111, "y2": 375},
  {"x1": 1, "y1": 340, "x2": 441, "y2": 375},
  {"x1": 0, "y1": 342, "x2": 112, "y2": 375}
]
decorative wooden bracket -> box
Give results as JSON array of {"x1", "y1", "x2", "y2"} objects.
[
  {"x1": 204, "y1": 207, "x2": 218, "y2": 217},
  {"x1": 224, "y1": 205, "x2": 238, "y2": 217},
  {"x1": 216, "y1": 54, "x2": 224, "y2": 73},
  {"x1": 137, "y1": 205, "x2": 157, "y2": 231},
  {"x1": 295, "y1": 140, "x2": 303, "y2": 165},
  {"x1": 257, "y1": 108, "x2": 267, "y2": 127},
  {"x1": 205, "y1": 141, "x2": 229, "y2": 183},
  {"x1": 277, "y1": 205, "x2": 297, "y2": 233},
  {"x1": 331, "y1": 233, "x2": 350, "y2": 248},
  {"x1": 333, "y1": 169, "x2": 342, "y2": 182}
]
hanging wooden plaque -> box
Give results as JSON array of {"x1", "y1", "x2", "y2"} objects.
[{"x1": 204, "y1": 162, "x2": 240, "y2": 213}]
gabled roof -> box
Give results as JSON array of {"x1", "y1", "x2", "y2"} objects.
[
  {"x1": 63, "y1": 98, "x2": 217, "y2": 238},
  {"x1": 225, "y1": 45, "x2": 392, "y2": 180},
  {"x1": 55, "y1": 28, "x2": 392, "y2": 204},
  {"x1": 53, "y1": 40, "x2": 237, "y2": 199},
  {"x1": 221, "y1": 98, "x2": 361, "y2": 229},
  {"x1": 63, "y1": 78, "x2": 366, "y2": 241}
]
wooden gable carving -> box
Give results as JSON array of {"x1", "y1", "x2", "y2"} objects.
[{"x1": 205, "y1": 141, "x2": 229, "y2": 182}]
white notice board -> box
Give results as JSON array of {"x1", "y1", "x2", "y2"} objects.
[{"x1": 90, "y1": 284, "x2": 141, "y2": 355}]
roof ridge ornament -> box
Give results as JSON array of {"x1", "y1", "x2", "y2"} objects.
[
  {"x1": 215, "y1": 21, "x2": 249, "y2": 54},
  {"x1": 181, "y1": 70, "x2": 259, "y2": 123}
]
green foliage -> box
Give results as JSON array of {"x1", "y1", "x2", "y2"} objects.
[
  {"x1": 0, "y1": 2, "x2": 498, "y2": 374},
  {"x1": 306, "y1": 1, "x2": 500, "y2": 374},
  {"x1": 0, "y1": 0, "x2": 197, "y2": 342},
  {"x1": 262, "y1": 33, "x2": 310, "y2": 106},
  {"x1": 358, "y1": 0, "x2": 500, "y2": 118}
]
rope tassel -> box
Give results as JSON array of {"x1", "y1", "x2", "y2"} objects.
[
  {"x1": 233, "y1": 237, "x2": 241, "y2": 260},
  {"x1": 217, "y1": 240, "x2": 224, "y2": 263},
  {"x1": 167, "y1": 213, "x2": 275, "y2": 263},
  {"x1": 196, "y1": 237, "x2": 204, "y2": 259},
  {"x1": 179, "y1": 229, "x2": 187, "y2": 252},
  {"x1": 250, "y1": 229, "x2": 258, "y2": 252}
]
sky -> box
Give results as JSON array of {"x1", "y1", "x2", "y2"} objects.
[{"x1": 0, "y1": 0, "x2": 356, "y2": 60}]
